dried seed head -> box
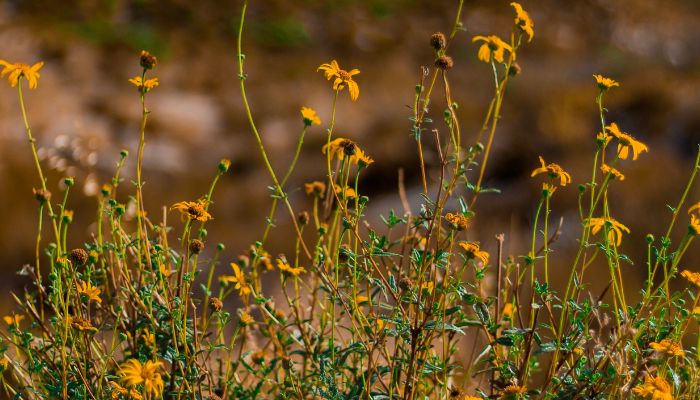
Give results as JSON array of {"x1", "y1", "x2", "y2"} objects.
[
  {"x1": 33, "y1": 188, "x2": 51, "y2": 204},
  {"x1": 209, "y1": 297, "x2": 223, "y2": 312},
  {"x1": 140, "y1": 50, "x2": 157, "y2": 70},
  {"x1": 341, "y1": 140, "x2": 356, "y2": 156},
  {"x1": 399, "y1": 277, "x2": 414, "y2": 291},
  {"x1": 430, "y1": 32, "x2": 447, "y2": 51},
  {"x1": 435, "y1": 55, "x2": 454, "y2": 70},
  {"x1": 508, "y1": 62, "x2": 522, "y2": 77},
  {"x1": 69, "y1": 248, "x2": 89, "y2": 266},
  {"x1": 338, "y1": 244, "x2": 350, "y2": 263},
  {"x1": 297, "y1": 211, "x2": 309, "y2": 225},
  {"x1": 189, "y1": 239, "x2": 205, "y2": 255}
]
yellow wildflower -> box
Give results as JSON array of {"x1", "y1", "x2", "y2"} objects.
[
  {"x1": 458, "y1": 241, "x2": 489, "y2": 265},
  {"x1": 593, "y1": 74, "x2": 619, "y2": 91},
  {"x1": 502, "y1": 303, "x2": 516, "y2": 320},
  {"x1": 355, "y1": 295, "x2": 370, "y2": 305},
  {"x1": 220, "y1": 263, "x2": 252, "y2": 296},
  {"x1": 649, "y1": 339, "x2": 684, "y2": 357},
  {"x1": 531, "y1": 156, "x2": 571, "y2": 186},
  {"x1": 681, "y1": 269, "x2": 700, "y2": 288},
  {"x1": 301, "y1": 106, "x2": 321, "y2": 126},
  {"x1": 472, "y1": 35, "x2": 512, "y2": 63},
  {"x1": 304, "y1": 181, "x2": 326, "y2": 198},
  {"x1": 693, "y1": 306, "x2": 700, "y2": 315},
  {"x1": 128, "y1": 76, "x2": 159, "y2": 92},
  {"x1": 632, "y1": 376, "x2": 673, "y2": 400},
  {"x1": 445, "y1": 212, "x2": 470, "y2": 231},
  {"x1": 317, "y1": 60, "x2": 360, "y2": 101},
  {"x1": 511, "y1": 3, "x2": 534, "y2": 42},
  {"x1": 421, "y1": 281, "x2": 434, "y2": 293},
  {"x1": 239, "y1": 310, "x2": 255, "y2": 326},
  {"x1": 606, "y1": 123, "x2": 648, "y2": 160},
  {"x1": 600, "y1": 164, "x2": 625, "y2": 181},
  {"x1": 276, "y1": 258, "x2": 306, "y2": 277},
  {"x1": 109, "y1": 381, "x2": 129, "y2": 399},
  {"x1": 323, "y1": 138, "x2": 373, "y2": 166},
  {"x1": 3, "y1": 314, "x2": 24, "y2": 327},
  {"x1": 159, "y1": 263, "x2": 173, "y2": 277},
  {"x1": 587, "y1": 217, "x2": 630, "y2": 246},
  {"x1": 334, "y1": 185, "x2": 357, "y2": 199},
  {"x1": 171, "y1": 199, "x2": 212, "y2": 222},
  {"x1": 141, "y1": 331, "x2": 156, "y2": 348},
  {"x1": 0, "y1": 60, "x2": 44, "y2": 89},
  {"x1": 500, "y1": 385, "x2": 527, "y2": 399},
  {"x1": 66, "y1": 316, "x2": 98, "y2": 332},
  {"x1": 119, "y1": 359, "x2": 164, "y2": 399},
  {"x1": 688, "y1": 202, "x2": 700, "y2": 235},
  {"x1": 76, "y1": 280, "x2": 102, "y2": 303}
]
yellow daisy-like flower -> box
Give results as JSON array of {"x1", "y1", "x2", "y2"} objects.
[
  {"x1": 304, "y1": 181, "x2": 326, "y2": 198},
  {"x1": 220, "y1": 263, "x2": 252, "y2": 296},
  {"x1": 632, "y1": 376, "x2": 673, "y2": 400},
  {"x1": 531, "y1": 156, "x2": 572, "y2": 186},
  {"x1": 472, "y1": 35, "x2": 512, "y2": 63},
  {"x1": 109, "y1": 381, "x2": 129, "y2": 399},
  {"x1": 323, "y1": 138, "x2": 374, "y2": 166},
  {"x1": 276, "y1": 258, "x2": 306, "y2": 277},
  {"x1": 688, "y1": 202, "x2": 700, "y2": 235},
  {"x1": 458, "y1": 241, "x2": 489, "y2": 265},
  {"x1": 128, "y1": 76, "x2": 159, "y2": 92},
  {"x1": 334, "y1": 185, "x2": 357, "y2": 199},
  {"x1": 606, "y1": 123, "x2": 648, "y2": 160},
  {"x1": 500, "y1": 385, "x2": 527, "y2": 399},
  {"x1": 317, "y1": 60, "x2": 360, "y2": 101},
  {"x1": 511, "y1": 3, "x2": 534, "y2": 42},
  {"x1": 66, "y1": 315, "x2": 98, "y2": 332},
  {"x1": 239, "y1": 310, "x2": 255, "y2": 326},
  {"x1": 119, "y1": 359, "x2": 164, "y2": 399},
  {"x1": 171, "y1": 199, "x2": 212, "y2": 222},
  {"x1": 681, "y1": 269, "x2": 700, "y2": 288},
  {"x1": 3, "y1": 314, "x2": 24, "y2": 327},
  {"x1": 0, "y1": 60, "x2": 44, "y2": 89},
  {"x1": 355, "y1": 294, "x2": 370, "y2": 305},
  {"x1": 445, "y1": 212, "x2": 470, "y2": 231},
  {"x1": 593, "y1": 74, "x2": 619, "y2": 91},
  {"x1": 649, "y1": 339, "x2": 684, "y2": 357},
  {"x1": 421, "y1": 281, "x2": 434, "y2": 293},
  {"x1": 301, "y1": 106, "x2": 321, "y2": 126},
  {"x1": 502, "y1": 303, "x2": 516, "y2": 320},
  {"x1": 159, "y1": 263, "x2": 173, "y2": 278},
  {"x1": 587, "y1": 217, "x2": 630, "y2": 246},
  {"x1": 76, "y1": 280, "x2": 102, "y2": 304},
  {"x1": 600, "y1": 164, "x2": 625, "y2": 181}
]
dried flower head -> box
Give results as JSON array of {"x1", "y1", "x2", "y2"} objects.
[
  {"x1": 139, "y1": 50, "x2": 157, "y2": 70},
  {"x1": 69, "y1": 248, "x2": 89, "y2": 266},
  {"x1": 189, "y1": 239, "x2": 205, "y2": 255},
  {"x1": 435, "y1": 55, "x2": 454, "y2": 70},
  {"x1": 209, "y1": 297, "x2": 223, "y2": 312},
  {"x1": 0, "y1": 60, "x2": 44, "y2": 89},
  {"x1": 33, "y1": 188, "x2": 51, "y2": 204},
  {"x1": 430, "y1": 32, "x2": 447, "y2": 51},
  {"x1": 317, "y1": 60, "x2": 360, "y2": 101}
]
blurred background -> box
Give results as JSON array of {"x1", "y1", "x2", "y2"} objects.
[{"x1": 0, "y1": 0, "x2": 699, "y2": 309}]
